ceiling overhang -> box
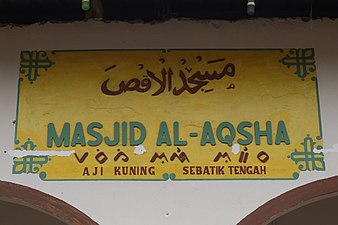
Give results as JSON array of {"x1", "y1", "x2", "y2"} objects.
[{"x1": 0, "y1": 0, "x2": 337, "y2": 24}]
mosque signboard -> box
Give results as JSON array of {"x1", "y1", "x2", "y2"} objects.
[{"x1": 10, "y1": 48, "x2": 325, "y2": 181}]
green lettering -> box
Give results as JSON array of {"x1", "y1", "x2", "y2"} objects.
[
  {"x1": 237, "y1": 121, "x2": 253, "y2": 145},
  {"x1": 200, "y1": 122, "x2": 216, "y2": 146},
  {"x1": 71, "y1": 122, "x2": 86, "y2": 147},
  {"x1": 174, "y1": 121, "x2": 187, "y2": 146},
  {"x1": 275, "y1": 120, "x2": 290, "y2": 145},
  {"x1": 104, "y1": 122, "x2": 119, "y2": 146},
  {"x1": 47, "y1": 122, "x2": 70, "y2": 147},
  {"x1": 87, "y1": 122, "x2": 103, "y2": 146},
  {"x1": 130, "y1": 121, "x2": 146, "y2": 146},
  {"x1": 157, "y1": 122, "x2": 172, "y2": 146},
  {"x1": 254, "y1": 121, "x2": 272, "y2": 145},
  {"x1": 216, "y1": 122, "x2": 235, "y2": 146},
  {"x1": 122, "y1": 122, "x2": 127, "y2": 146}
]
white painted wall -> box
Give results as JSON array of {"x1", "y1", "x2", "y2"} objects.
[{"x1": 1, "y1": 19, "x2": 338, "y2": 225}]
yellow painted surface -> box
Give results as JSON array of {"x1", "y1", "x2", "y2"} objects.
[{"x1": 15, "y1": 49, "x2": 323, "y2": 180}]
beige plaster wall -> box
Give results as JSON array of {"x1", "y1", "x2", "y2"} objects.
[{"x1": 0, "y1": 18, "x2": 338, "y2": 225}]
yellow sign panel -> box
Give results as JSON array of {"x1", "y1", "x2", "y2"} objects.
[{"x1": 13, "y1": 49, "x2": 325, "y2": 181}]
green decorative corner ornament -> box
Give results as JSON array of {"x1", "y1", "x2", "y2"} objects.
[
  {"x1": 12, "y1": 138, "x2": 50, "y2": 176},
  {"x1": 20, "y1": 50, "x2": 54, "y2": 84},
  {"x1": 279, "y1": 48, "x2": 316, "y2": 80},
  {"x1": 288, "y1": 135, "x2": 325, "y2": 172}
]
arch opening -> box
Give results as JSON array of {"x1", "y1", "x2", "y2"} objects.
[
  {"x1": 0, "y1": 181, "x2": 97, "y2": 225},
  {"x1": 238, "y1": 176, "x2": 338, "y2": 225}
]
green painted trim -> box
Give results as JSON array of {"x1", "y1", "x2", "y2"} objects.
[
  {"x1": 50, "y1": 48, "x2": 285, "y2": 54},
  {"x1": 14, "y1": 78, "x2": 23, "y2": 145},
  {"x1": 167, "y1": 178, "x2": 298, "y2": 181},
  {"x1": 43, "y1": 178, "x2": 168, "y2": 181},
  {"x1": 40, "y1": 171, "x2": 298, "y2": 181},
  {"x1": 51, "y1": 49, "x2": 166, "y2": 54},
  {"x1": 41, "y1": 177, "x2": 298, "y2": 181},
  {"x1": 312, "y1": 77, "x2": 323, "y2": 141},
  {"x1": 168, "y1": 48, "x2": 283, "y2": 51}
]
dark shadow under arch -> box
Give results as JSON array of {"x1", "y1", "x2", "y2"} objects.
[
  {"x1": 238, "y1": 175, "x2": 338, "y2": 225},
  {"x1": 0, "y1": 181, "x2": 98, "y2": 225}
]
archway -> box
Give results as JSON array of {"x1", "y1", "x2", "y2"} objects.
[
  {"x1": 238, "y1": 176, "x2": 338, "y2": 225},
  {"x1": 0, "y1": 181, "x2": 97, "y2": 225}
]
